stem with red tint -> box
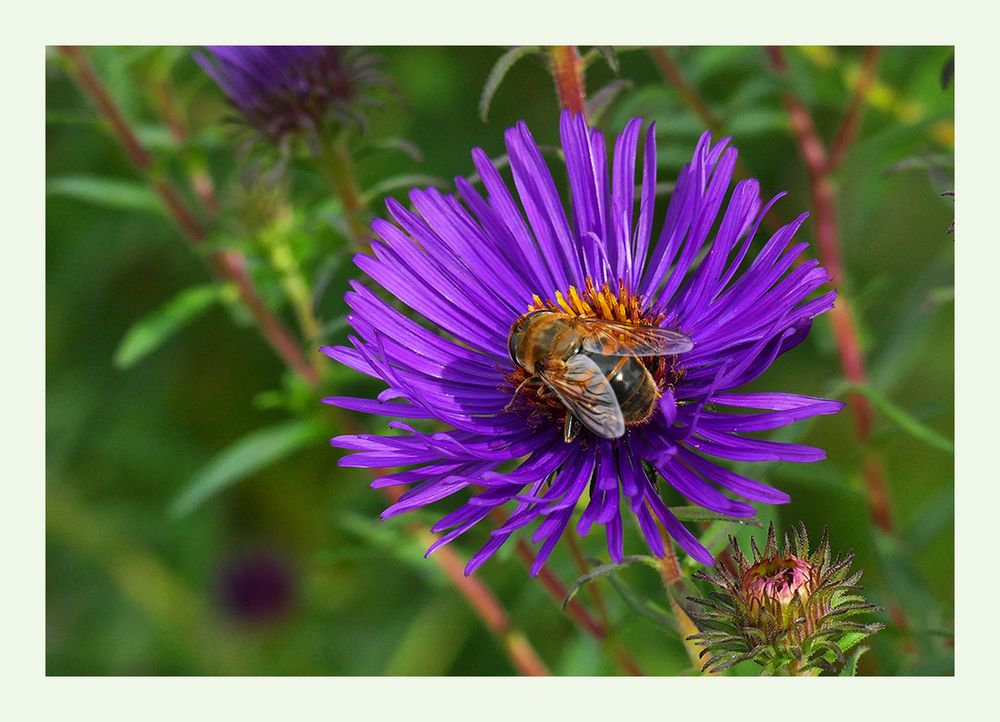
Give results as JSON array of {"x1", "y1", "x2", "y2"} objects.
[
  {"x1": 513, "y1": 539, "x2": 645, "y2": 676},
  {"x1": 58, "y1": 46, "x2": 320, "y2": 386},
  {"x1": 654, "y1": 528, "x2": 715, "y2": 674},
  {"x1": 548, "y1": 46, "x2": 587, "y2": 117},
  {"x1": 381, "y1": 485, "x2": 550, "y2": 676},
  {"x1": 765, "y1": 46, "x2": 894, "y2": 534}
]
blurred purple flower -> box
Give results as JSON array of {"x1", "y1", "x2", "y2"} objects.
[
  {"x1": 195, "y1": 46, "x2": 383, "y2": 142},
  {"x1": 323, "y1": 111, "x2": 843, "y2": 575},
  {"x1": 216, "y1": 549, "x2": 296, "y2": 623}
]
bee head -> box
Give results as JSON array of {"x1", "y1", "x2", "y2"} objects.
[{"x1": 507, "y1": 310, "x2": 547, "y2": 364}]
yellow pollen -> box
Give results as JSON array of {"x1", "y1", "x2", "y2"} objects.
[
  {"x1": 525, "y1": 277, "x2": 663, "y2": 326},
  {"x1": 554, "y1": 290, "x2": 575, "y2": 315},
  {"x1": 568, "y1": 285, "x2": 592, "y2": 315}
]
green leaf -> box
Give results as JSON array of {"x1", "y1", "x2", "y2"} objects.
[
  {"x1": 479, "y1": 46, "x2": 540, "y2": 122},
  {"x1": 359, "y1": 174, "x2": 449, "y2": 205},
  {"x1": 901, "y1": 487, "x2": 954, "y2": 553},
  {"x1": 325, "y1": 511, "x2": 445, "y2": 585},
  {"x1": 605, "y1": 574, "x2": 678, "y2": 632},
  {"x1": 169, "y1": 419, "x2": 324, "y2": 518},
  {"x1": 837, "y1": 631, "x2": 871, "y2": 654},
  {"x1": 839, "y1": 645, "x2": 870, "y2": 676},
  {"x1": 47, "y1": 175, "x2": 163, "y2": 215},
  {"x1": 669, "y1": 505, "x2": 761, "y2": 526},
  {"x1": 852, "y1": 384, "x2": 954, "y2": 454},
  {"x1": 113, "y1": 285, "x2": 223, "y2": 369},
  {"x1": 585, "y1": 79, "x2": 633, "y2": 125},
  {"x1": 562, "y1": 555, "x2": 658, "y2": 609}
]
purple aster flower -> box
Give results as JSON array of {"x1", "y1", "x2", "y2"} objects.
[
  {"x1": 323, "y1": 111, "x2": 843, "y2": 575},
  {"x1": 195, "y1": 46, "x2": 384, "y2": 142}
]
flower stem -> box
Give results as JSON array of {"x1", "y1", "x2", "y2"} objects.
[
  {"x1": 380, "y1": 485, "x2": 550, "y2": 676},
  {"x1": 261, "y1": 220, "x2": 323, "y2": 344},
  {"x1": 649, "y1": 46, "x2": 783, "y2": 235},
  {"x1": 765, "y1": 46, "x2": 894, "y2": 534},
  {"x1": 512, "y1": 539, "x2": 645, "y2": 676},
  {"x1": 548, "y1": 46, "x2": 587, "y2": 117},
  {"x1": 150, "y1": 75, "x2": 220, "y2": 216},
  {"x1": 58, "y1": 46, "x2": 320, "y2": 387},
  {"x1": 648, "y1": 47, "x2": 721, "y2": 133},
  {"x1": 319, "y1": 133, "x2": 372, "y2": 248},
  {"x1": 654, "y1": 528, "x2": 714, "y2": 674},
  {"x1": 565, "y1": 528, "x2": 612, "y2": 626}
]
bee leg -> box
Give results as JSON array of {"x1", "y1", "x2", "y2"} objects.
[
  {"x1": 563, "y1": 414, "x2": 580, "y2": 443},
  {"x1": 504, "y1": 375, "x2": 537, "y2": 412}
]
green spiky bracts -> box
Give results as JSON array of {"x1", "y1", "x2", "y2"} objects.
[{"x1": 688, "y1": 523, "x2": 884, "y2": 675}]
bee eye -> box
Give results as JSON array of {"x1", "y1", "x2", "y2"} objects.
[{"x1": 507, "y1": 330, "x2": 520, "y2": 362}]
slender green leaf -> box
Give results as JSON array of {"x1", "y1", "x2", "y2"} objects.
[
  {"x1": 586, "y1": 79, "x2": 633, "y2": 125},
  {"x1": 605, "y1": 574, "x2": 678, "y2": 633},
  {"x1": 839, "y1": 645, "x2": 870, "y2": 676},
  {"x1": 479, "y1": 46, "x2": 540, "y2": 122},
  {"x1": 562, "y1": 555, "x2": 658, "y2": 609},
  {"x1": 114, "y1": 285, "x2": 223, "y2": 369},
  {"x1": 853, "y1": 384, "x2": 954, "y2": 454},
  {"x1": 47, "y1": 175, "x2": 163, "y2": 215},
  {"x1": 901, "y1": 487, "x2": 954, "y2": 553},
  {"x1": 669, "y1": 505, "x2": 761, "y2": 526},
  {"x1": 169, "y1": 419, "x2": 324, "y2": 518},
  {"x1": 359, "y1": 174, "x2": 449, "y2": 205}
]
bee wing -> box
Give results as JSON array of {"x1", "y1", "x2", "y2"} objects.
[
  {"x1": 576, "y1": 318, "x2": 694, "y2": 357},
  {"x1": 538, "y1": 354, "x2": 626, "y2": 439}
]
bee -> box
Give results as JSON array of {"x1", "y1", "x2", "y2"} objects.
[{"x1": 507, "y1": 310, "x2": 694, "y2": 442}]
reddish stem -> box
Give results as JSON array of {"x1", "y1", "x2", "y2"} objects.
[
  {"x1": 513, "y1": 539, "x2": 645, "y2": 676},
  {"x1": 513, "y1": 539, "x2": 606, "y2": 640},
  {"x1": 380, "y1": 485, "x2": 550, "y2": 676},
  {"x1": 649, "y1": 47, "x2": 722, "y2": 132},
  {"x1": 766, "y1": 46, "x2": 894, "y2": 534},
  {"x1": 58, "y1": 46, "x2": 319, "y2": 386},
  {"x1": 549, "y1": 46, "x2": 587, "y2": 117}
]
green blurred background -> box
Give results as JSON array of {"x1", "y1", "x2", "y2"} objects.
[{"x1": 46, "y1": 46, "x2": 953, "y2": 675}]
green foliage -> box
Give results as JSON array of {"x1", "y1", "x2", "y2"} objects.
[
  {"x1": 479, "y1": 46, "x2": 540, "y2": 122},
  {"x1": 47, "y1": 175, "x2": 164, "y2": 215},
  {"x1": 169, "y1": 419, "x2": 326, "y2": 518},
  {"x1": 46, "y1": 45, "x2": 953, "y2": 677},
  {"x1": 113, "y1": 284, "x2": 225, "y2": 368},
  {"x1": 561, "y1": 555, "x2": 657, "y2": 610},
  {"x1": 852, "y1": 383, "x2": 954, "y2": 454}
]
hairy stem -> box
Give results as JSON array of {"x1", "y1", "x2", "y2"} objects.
[
  {"x1": 319, "y1": 133, "x2": 372, "y2": 248},
  {"x1": 548, "y1": 46, "x2": 587, "y2": 117},
  {"x1": 58, "y1": 46, "x2": 320, "y2": 386},
  {"x1": 654, "y1": 528, "x2": 714, "y2": 674}
]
